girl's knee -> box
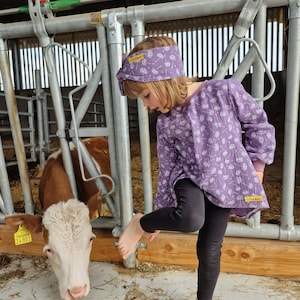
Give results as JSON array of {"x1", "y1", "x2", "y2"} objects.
[
  {"x1": 177, "y1": 211, "x2": 204, "y2": 232},
  {"x1": 186, "y1": 214, "x2": 204, "y2": 232}
]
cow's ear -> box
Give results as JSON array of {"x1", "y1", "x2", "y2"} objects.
[
  {"x1": 5, "y1": 214, "x2": 43, "y2": 233},
  {"x1": 42, "y1": 225, "x2": 49, "y2": 244},
  {"x1": 86, "y1": 191, "x2": 103, "y2": 221}
]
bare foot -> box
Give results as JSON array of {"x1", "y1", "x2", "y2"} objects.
[{"x1": 118, "y1": 213, "x2": 144, "y2": 259}]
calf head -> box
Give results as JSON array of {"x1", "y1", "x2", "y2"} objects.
[
  {"x1": 42, "y1": 199, "x2": 95, "y2": 300},
  {"x1": 5, "y1": 195, "x2": 101, "y2": 300}
]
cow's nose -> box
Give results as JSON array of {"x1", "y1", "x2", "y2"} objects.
[{"x1": 68, "y1": 285, "x2": 87, "y2": 299}]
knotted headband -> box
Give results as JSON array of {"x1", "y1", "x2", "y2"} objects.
[{"x1": 116, "y1": 45, "x2": 185, "y2": 95}]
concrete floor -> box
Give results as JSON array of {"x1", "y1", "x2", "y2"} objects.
[{"x1": 0, "y1": 254, "x2": 299, "y2": 300}]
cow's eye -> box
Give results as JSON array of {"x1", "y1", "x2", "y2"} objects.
[
  {"x1": 43, "y1": 245, "x2": 54, "y2": 256},
  {"x1": 89, "y1": 234, "x2": 96, "y2": 243}
]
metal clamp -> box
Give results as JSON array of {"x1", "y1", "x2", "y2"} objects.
[{"x1": 28, "y1": 0, "x2": 53, "y2": 47}]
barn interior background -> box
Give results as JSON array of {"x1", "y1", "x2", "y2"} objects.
[{"x1": 0, "y1": 0, "x2": 299, "y2": 278}]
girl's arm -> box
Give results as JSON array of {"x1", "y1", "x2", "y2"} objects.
[
  {"x1": 154, "y1": 120, "x2": 178, "y2": 209},
  {"x1": 227, "y1": 78, "x2": 276, "y2": 167}
]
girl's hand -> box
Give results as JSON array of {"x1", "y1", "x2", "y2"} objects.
[
  {"x1": 147, "y1": 230, "x2": 160, "y2": 243},
  {"x1": 256, "y1": 171, "x2": 264, "y2": 183}
]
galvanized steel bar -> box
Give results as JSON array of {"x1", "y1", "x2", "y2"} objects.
[
  {"x1": 232, "y1": 47, "x2": 256, "y2": 81},
  {"x1": 127, "y1": 6, "x2": 153, "y2": 215},
  {"x1": 280, "y1": 0, "x2": 300, "y2": 241},
  {"x1": 95, "y1": 24, "x2": 121, "y2": 224},
  {"x1": 43, "y1": 45, "x2": 79, "y2": 198},
  {"x1": 252, "y1": 5, "x2": 268, "y2": 105},
  {"x1": 69, "y1": 61, "x2": 101, "y2": 126},
  {"x1": 73, "y1": 138, "x2": 119, "y2": 227},
  {"x1": 104, "y1": 9, "x2": 136, "y2": 267},
  {"x1": 245, "y1": 5, "x2": 267, "y2": 229},
  {"x1": 35, "y1": 70, "x2": 46, "y2": 168},
  {"x1": 0, "y1": 1, "x2": 289, "y2": 40},
  {"x1": 213, "y1": 0, "x2": 263, "y2": 79},
  {"x1": 0, "y1": 38, "x2": 34, "y2": 215},
  {"x1": 0, "y1": 136, "x2": 14, "y2": 216},
  {"x1": 226, "y1": 222, "x2": 300, "y2": 239}
]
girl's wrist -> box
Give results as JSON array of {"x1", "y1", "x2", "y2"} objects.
[
  {"x1": 252, "y1": 160, "x2": 265, "y2": 172},
  {"x1": 256, "y1": 171, "x2": 264, "y2": 183}
]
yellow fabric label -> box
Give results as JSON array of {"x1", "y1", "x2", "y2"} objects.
[
  {"x1": 14, "y1": 225, "x2": 32, "y2": 246},
  {"x1": 244, "y1": 195, "x2": 263, "y2": 202},
  {"x1": 90, "y1": 12, "x2": 102, "y2": 24},
  {"x1": 128, "y1": 53, "x2": 144, "y2": 64}
]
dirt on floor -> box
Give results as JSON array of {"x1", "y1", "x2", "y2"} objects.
[
  {"x1": 0, "y1": 253, "x2": 300, "y2": 300},
  {"x1": 0, "y1": 252, "x2": 179, "y2": 289}
]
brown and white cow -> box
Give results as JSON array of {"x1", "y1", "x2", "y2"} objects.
[{"x1": 5, "y1": 136, "x2": 112, "y2": 300}]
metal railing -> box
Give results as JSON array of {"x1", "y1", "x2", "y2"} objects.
[
  {"x1": 0, "y1": 93, "x2": 37, "y2": 166},
  {"x1": 0, "y1": 0, "x2": 298, "y2": 269},
  {"x1": 0, "y1": 7, "x2": 286, "y2": 91}
]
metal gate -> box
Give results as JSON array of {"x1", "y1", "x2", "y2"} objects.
[{"x1": 0, "y1": 0, "x2": 299, "y2": 269}]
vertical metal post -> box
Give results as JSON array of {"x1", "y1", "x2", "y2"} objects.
[
  {"x1": 251, "y1": 5, "x2": 267, "y2": 105},
  {"x1": 0, "y1": 136, "x2": 14, "y2": 217},
  {"x1": 35, "y1": 69, "x2": 46, "y2": 168},
  {"x1": 44, "y1": 51, "x2": 79, "y2": 199},
  {"x1": 27, "y1": 96, "x2": 36, "y2": 162},
  {"x1": 246, "y1": 5, "x2": 267, "y2": 228},
  {"x1": 104, "y1": 9, "x2": 135, "y2": 267},
  {"x1": 128, "y1": 6, "x2": 153, "y2": 214},
  {"x1": 11, "y1": 39, "x2": 22, "y2": 91},
  {"x1": 0, "y1": 38, "x2": 34, "y2": 214},
  {"x1": 280, "y1": 0, "x2": 300, "y2": 239},
  {"x1": 96, "y1": 24, "x2": 121, "y2": 223}
]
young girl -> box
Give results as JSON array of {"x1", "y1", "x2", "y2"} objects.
[{"x1": 116, "y1": 36, "x2": 276, "y2": 300}]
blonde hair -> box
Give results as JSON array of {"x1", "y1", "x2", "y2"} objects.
[{"x1": 122, "y1": 36, "x2": 192, "y2": 110}]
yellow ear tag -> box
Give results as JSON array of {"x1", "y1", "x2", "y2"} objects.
[
  {"x1": 91, "y1": 210, "x2": 99, "y2": 222},
  {"x1": 14, "y1": 224, "x2": 32, "y2": 246}
]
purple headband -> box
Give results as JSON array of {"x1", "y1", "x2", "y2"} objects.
[{"x1": 116, "y1": 45, "x2": 185, "y2": 95}]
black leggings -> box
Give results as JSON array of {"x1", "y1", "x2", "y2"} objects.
[{"x1": 140, "y1": 178, "x2": 230, "y2": 300}]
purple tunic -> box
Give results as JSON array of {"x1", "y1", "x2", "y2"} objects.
[{"x1": 154, "y1": 78, "x2": 276, "y2": 218}]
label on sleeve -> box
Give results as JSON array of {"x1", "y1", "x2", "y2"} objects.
[{"x1": 244, "y1": 195, "x2": 263, "y2": 202}]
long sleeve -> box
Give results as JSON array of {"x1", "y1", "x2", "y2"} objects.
[
  {"x1": 154, "y1": 121, "x2": 178, "y2": 208},
  {"x1": 227, "y1": 78, "x2": 276, "y2": 165}
]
